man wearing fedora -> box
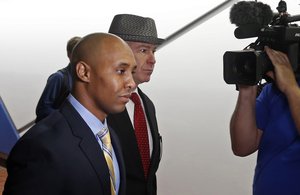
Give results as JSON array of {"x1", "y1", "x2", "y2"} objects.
[{"x1": 107, "y1": 14, "x2": 163, "y2": 195}]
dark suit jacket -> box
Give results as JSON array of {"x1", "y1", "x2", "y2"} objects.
[
  {"x1": 4, "y1": 101, "x2": 126, "y2": 195},
  {"x1": 107, "y1": 88, "x2": 162, "y2": 195},
  {"x1": 35, "y1": 64, "x2": 72, "y2": 123}
]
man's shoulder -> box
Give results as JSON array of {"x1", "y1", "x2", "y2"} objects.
[
  {"x1": 57, "y1": 67, "x2": 71, "y2": 78},
  {"x1": 9, "y1": 112, "x2": 65, "y2": 153},
  {"x1": 26, "y1": 111, "x2": 67, "y2": 138},
  {"x1": 47, "y1": 70, "x2": 65, "y2": 83},
  {"x1": 138, "y1": 88, "x2": 149, "y2": 98},
  {"x1": 138, "y1": 88, "x2": 154, "y2": 105},
  {"x1": 47, "y1": 66, "x2": 69, "y2": 80}
]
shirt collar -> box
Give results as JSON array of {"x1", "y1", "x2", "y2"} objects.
[{"x1": 67, "y1": 94, "x2": 106, "y2": 135}]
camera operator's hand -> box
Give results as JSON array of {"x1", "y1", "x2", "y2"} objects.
[
  {"x1": 265, "y1": 46, "x2": 300, "y2": 134},
  {"x1": 264, "y1": 46, "x2": 298, "y2": 95}
]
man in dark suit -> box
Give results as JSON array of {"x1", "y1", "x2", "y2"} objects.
[
  {"x1": 3, "y1": 32, "x2": 137, "y2": 195},
  {"x1": 108, "y1": 14, "x2": 163, "y2": 195}
]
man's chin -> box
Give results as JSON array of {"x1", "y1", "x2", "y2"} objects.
[
  {"x1": 134, "y1": 75, "x2": 151, "y2": 84},
  {"x1": 110, "y1": 106, "x2": 126, "y2": 114},
  {"x1": 141, "y1": 77, "x2": 151, "y2": 83}
]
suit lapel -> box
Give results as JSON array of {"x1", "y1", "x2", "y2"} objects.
[
  {"x1": 108, "y1": 110, "x2": 145, "y2": 178},
  {"x1": 61, "y1": 102, "x2": 111, "y2": 194},
  {"x1": 138, "y1": 88, "x2": 156, "y2": 133}
]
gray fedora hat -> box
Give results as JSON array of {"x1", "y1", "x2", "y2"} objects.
[{"x1": 109, "y1": 14, "x2": 164, "y2": 45}]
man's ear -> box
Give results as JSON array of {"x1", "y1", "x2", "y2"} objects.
[{"x1": 75, "y1": 61, "x2": 90, "y2": 82}]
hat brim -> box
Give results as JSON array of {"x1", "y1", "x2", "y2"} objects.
[{"x1": 115, "y1": 34, "x2": 164, "y2": 45}]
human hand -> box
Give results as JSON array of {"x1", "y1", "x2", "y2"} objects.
[{"x1": 264, "y1": 46, "x2": 297, "y2": 94}]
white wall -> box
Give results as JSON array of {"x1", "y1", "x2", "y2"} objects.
[{"x1": 1, "y1": 0, "x2": 299, "y2": 194}]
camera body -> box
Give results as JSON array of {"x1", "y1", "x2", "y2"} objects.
[{"x1": 223, "y1": 1, "x2": 300, "y2": 85}]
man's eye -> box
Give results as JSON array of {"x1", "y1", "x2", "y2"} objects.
[
  {"x1": 117, "y1": 69, "x2": 125, "y2": 74},
  {"x1": 140, "y1": 49, "x2": 147, "y2": 53}
]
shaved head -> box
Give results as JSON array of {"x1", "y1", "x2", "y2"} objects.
[
  {"x1": 70, "y1": 32, "x2": 136, "y2": 121},
  {"x1": 71, "y1": 33, "x2": 131, "y2": 72}
]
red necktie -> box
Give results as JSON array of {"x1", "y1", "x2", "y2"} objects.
[{"x1": 130, "y1": 92, "x2": 150, "y2": 178}]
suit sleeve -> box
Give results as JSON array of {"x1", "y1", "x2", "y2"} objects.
[{"x1": 3, "y1": 138, "x2": 62, "y2": 195}]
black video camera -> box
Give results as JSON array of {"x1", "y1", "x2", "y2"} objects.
[{"x1": 223, "y1": 0, "x2": 300, "y2": 85}]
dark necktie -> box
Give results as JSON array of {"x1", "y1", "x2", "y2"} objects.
[{"x1": 130, "y1": 92, "x2": 150, "y2": 178}]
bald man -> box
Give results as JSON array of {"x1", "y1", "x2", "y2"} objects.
[{"x1": 3, "y1": 33, "x2": 136, "y2": 195}]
